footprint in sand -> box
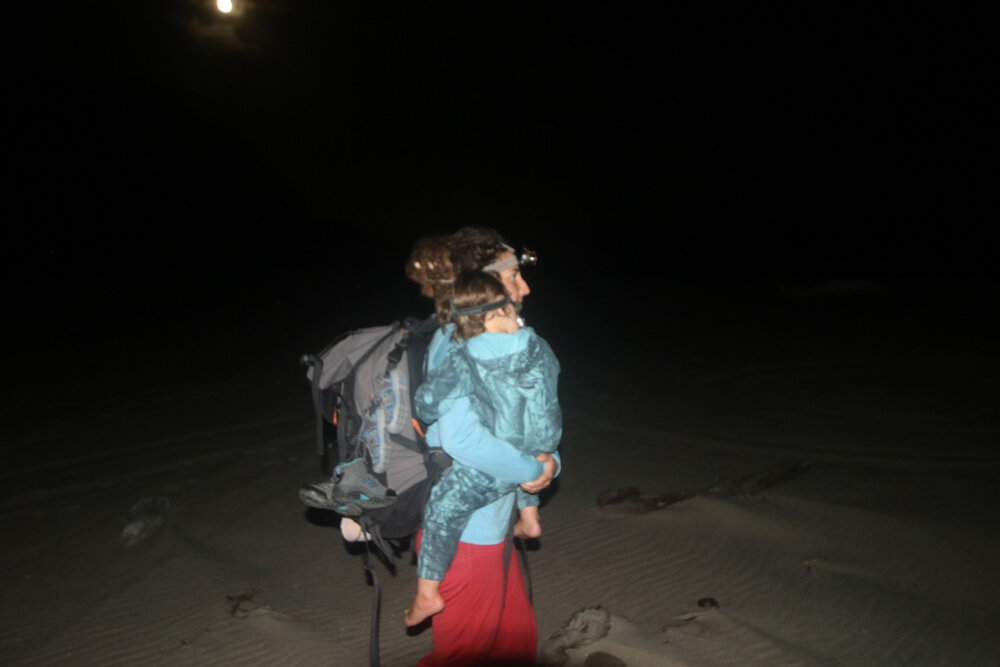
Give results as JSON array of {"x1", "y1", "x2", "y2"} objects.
[
  {"x1": 121, "y1": 496, "x2": 170, "y2": 546},
  {"x1": 583, "y1": 651, "x2": 627, "y2": 667},
  {"x1": 540, "y1": 606, "x2": 612, "y2": 665}
]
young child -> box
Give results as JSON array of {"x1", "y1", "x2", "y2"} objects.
[{"x1": 405, "y1": 271, "x2": 562, "y2": 627}]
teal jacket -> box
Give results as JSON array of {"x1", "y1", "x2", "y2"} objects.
[{"x1": 421, "y1": 324, "x2": 562, "y2": 545}]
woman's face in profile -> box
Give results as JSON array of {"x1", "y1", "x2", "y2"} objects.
[{"x1": 492, "y1": 251, "x2": 531, "y2": 303}]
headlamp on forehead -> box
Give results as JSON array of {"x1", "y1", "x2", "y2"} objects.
[
  {"x1": 518, "y1": 247, "x2": 538, "y2": 267},
  {"x1": 484, "y1": 246, "x2": 539, "y2": 273}
]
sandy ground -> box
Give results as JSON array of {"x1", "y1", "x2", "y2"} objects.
[{"x1": 2, "y1": 279, "x2": 999, "y2": 666}]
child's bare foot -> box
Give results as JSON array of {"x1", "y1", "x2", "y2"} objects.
[
  {"x1": 405, "y1": 590, "x2": 445, "y2": 627},
  {"x1": 514, "y1": 507, "x2": 542, "y2": 539},
  {"x1": 514, "y1": 518, "x2": 542, "y2": 539}
]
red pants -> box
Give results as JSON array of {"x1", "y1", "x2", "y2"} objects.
[{"x1": 417, "y1": 532, "x2": 538, "y2": 666}]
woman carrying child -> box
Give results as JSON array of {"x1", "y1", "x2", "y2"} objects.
[
  {"x1": 405, "y1": 227, "x2": 560, "y2": 666},
  {"x1": 406, "y1": 269, "x2": 561, "y2": 626}
]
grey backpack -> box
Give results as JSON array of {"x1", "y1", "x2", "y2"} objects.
[
  {"x1": 302, "y1": 315, "x2": 446, "y2": 542},
  {"x1": 302, "y1": 315, "x2": 451, "y2": 667}
]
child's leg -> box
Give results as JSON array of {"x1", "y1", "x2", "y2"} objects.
[
  {"x1": 416, "y1": 467, "x2": 487, "y2": 581},
  {"x1": 408, "y1": 465, "x2": 512, "y2": 626},
  {"x1": 514, "y1": 487, "x2": 542, "y2": 539}
]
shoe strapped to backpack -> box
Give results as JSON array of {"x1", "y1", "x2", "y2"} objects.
[{"x1": 299, "y1": 459, "x2": 398, "y2": 514}]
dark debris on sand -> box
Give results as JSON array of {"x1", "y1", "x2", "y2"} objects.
[{"x1": 597, "y1": 462, "x2": 810, "y2": 514}]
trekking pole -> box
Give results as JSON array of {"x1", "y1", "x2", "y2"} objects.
[{"x1": 302, "y1": 355, "x2": 327, "y2": 466}]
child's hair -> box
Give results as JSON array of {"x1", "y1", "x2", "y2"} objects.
[{"x1": 451, "y1": 271, "x2": 511, "y2": 341}]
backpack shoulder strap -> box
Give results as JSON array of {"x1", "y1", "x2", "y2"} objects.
[
  {"x1": 402, "y1": 316, "x2": 439, "y2": 444},
  {"x1": 301, "y1": 354, "x2": 326, "y2": 457}
]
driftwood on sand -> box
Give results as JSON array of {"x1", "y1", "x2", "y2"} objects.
[{"x1": 597, "y1": 462, "x2": 809, "y2": 514}]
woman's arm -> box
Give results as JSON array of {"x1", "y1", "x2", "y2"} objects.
[
  {"x1": 431, "y1": 396, "x2": 559, "y2": 485},
  {"x1": 521, "y1": 453, "x2": 558, "y2": 493}
]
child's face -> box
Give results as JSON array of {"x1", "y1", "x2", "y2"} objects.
[{"x1": 486, "y1": 304, "x2": 520, "y2": 334}]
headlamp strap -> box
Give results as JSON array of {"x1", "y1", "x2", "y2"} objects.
[
  {"x1": 483, "y1": 245, "x2": 537, "y2": 273},
  {"x1": 482, "y1": 255, "x2": 518, "y2": 273},
  {"x1": 450, "y1": 295, "x2": 512, "y2": 318}
]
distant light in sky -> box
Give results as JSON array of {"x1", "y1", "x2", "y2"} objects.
[{"x1": 217, "y1": 0, "x2": 233, "y2": 13}]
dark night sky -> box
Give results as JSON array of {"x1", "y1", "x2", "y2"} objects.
[{"x1": 10, "y1": 3, "x2": 993, "y2": 366}]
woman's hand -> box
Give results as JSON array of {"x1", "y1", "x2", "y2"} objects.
[{"x1": 520, "y1": 453, "x2": 557, "y2": 493}]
